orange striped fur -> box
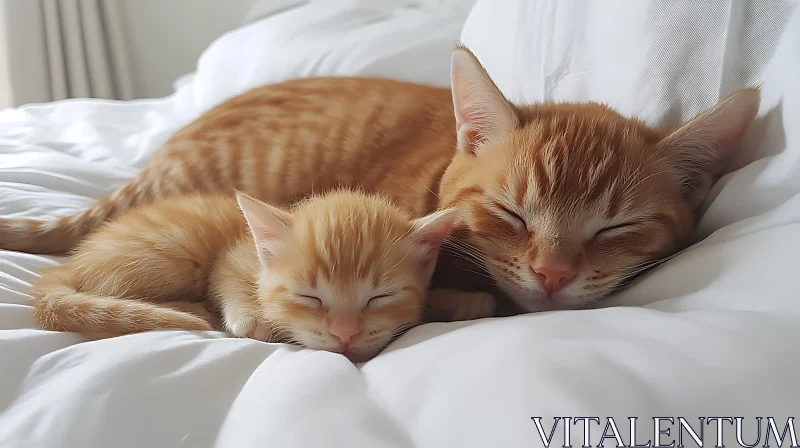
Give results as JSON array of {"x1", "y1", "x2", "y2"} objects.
[
  {"x1": 32, "y1": 190, "x2": 456, "y2": 361},
  {"x1": 439, "y1": 46, "x2": 760, "y2": 311},
  {"x1": 7, "y1": 45, "x2": 760, "y2": 313},
  {"x1": 0, "y1": 78, "x2": 455, "y2": 254}
]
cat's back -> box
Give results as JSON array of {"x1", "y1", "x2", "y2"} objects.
[
  {"x1": 179, "y1": 77, "x2": 454, "y2": 140},
  {"x1": 154, "y1": 77, "x2": 457, "y2": 215}
]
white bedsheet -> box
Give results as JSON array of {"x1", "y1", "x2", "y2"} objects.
[{"x1": 1, "y1": 1, "x2": 799, "y2": 447}]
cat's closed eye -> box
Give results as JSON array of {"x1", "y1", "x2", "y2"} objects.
[
  {"x1": 495, "y1": 203, "x2": 526, "y2": 227},
  {"x1": 594, "y1": 222, "x2": 640, "y2": 239}
]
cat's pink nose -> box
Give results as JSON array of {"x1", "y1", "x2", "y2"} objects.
[
  {"x1": 531, "y1": 266, "x2": 576, "y2": 295},
  {"x1": 329, "y1": 318, "x2": 360, "y2": 346}
]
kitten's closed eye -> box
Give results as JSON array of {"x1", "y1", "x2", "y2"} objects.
[
  {"x1": 295, "y1": 295, "x2": 323, "y2": 308},
  {"x1": 368, "y1": 293, "x2": 396, "y2": 307}
]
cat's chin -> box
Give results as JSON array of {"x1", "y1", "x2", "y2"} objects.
[
  {"x1": 497, "y1": 283, "x2": 582, "y2": 314},
  {"x1": 517, "y1": 297, "x2": 569, "y2": 313}
]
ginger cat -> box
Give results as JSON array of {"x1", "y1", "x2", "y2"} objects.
[
  {"x1": 32, "y1": 190, "x2": 457, "y2": 362},
  {"x1": 2, "y1": 45, "x2": 760, "y2": 314}
]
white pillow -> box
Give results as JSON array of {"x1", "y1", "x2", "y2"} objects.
[
  {"x1": 460, "y1": 0, "x2": 800, "y2": 314},
  {"x1": 460, "y1": 0, "x2": 800, "y2": 236},
  {"x1": 172, "y1": 0, "x2": 476, "y2": 122}
]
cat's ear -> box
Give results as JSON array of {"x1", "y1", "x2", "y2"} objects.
[
  {"x1": 451, "y1": 44, "x2": 519, "y2": 156},
  {"x1": 410, "y1": 208, "x2": 458, "y2": 269},
  {"x1": 236, "y1": 193, "x2": 293, "y2": 265},
  {"x1": 656, "y1": 88, "x2": 761, "y2": 207}
]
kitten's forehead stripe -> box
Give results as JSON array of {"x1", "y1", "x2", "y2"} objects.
[{"x1": 288, "y1": 190, "x2": 422, "y2": 295}]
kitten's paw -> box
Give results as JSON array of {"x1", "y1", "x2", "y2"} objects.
[
  {"x1": 426, "y1": 289, "x2": 497, "y2": 322},
  {"x1": 247, "y1": 325, "x2": 275, "y2": 342},
  {"x1": 226, "y1": 317, "x2": 258, "y2": 338},
  {"x1": 226, "y1": 317, "x2": 274, "y2": 342}
]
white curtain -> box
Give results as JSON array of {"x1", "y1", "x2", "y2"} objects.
[
  {"x1": 0, "y1": 0, "x2": 134, "y2": 106},
  {"x1": 243, "y1": 0, "x2": 307, "y2": 24},
  {"x1": 42, "y1": 0, "x2": 134, "y2": 101},
  {"x1": 0, "y1": 1, "x2": 13, "y2": 108}
]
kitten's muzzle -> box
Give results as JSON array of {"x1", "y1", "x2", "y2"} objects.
[
  {"x1": 530, "y1": 265, "x2": 577, "y2": 295},
  {"x1": 328, "y1": 315, "x2": 360, "y2": 347}
]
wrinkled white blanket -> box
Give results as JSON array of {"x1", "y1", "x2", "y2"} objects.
[{"x1": 1, "y1": 1, "x2": 798, "y2": 447}]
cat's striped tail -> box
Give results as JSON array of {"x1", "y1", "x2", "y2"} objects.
[
  {"x1": 0, "y1": 172, "x2": 162, "y2": 255},
  {"x1": 32, "y1": 282, "x2": 214, "y2": 337}
]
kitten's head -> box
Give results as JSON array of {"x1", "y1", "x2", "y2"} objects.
[
  {"x1": 237, "y1": 190, "x2": 455, "y2": 362},
  {"x1": 439, "y1": 45, "x2": 760, "y2": 312}
]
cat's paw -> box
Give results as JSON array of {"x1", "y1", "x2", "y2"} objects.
[
  {"x1": 450, "y1": 291, "x2": 496, "y2": 321},
  {"x1": 425, "y1": 289, "x2": 497, "y2": 322}
]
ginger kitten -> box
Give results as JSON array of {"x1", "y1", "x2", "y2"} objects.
[
  {"x1": 32, "y1": 191, "x2": 456, "y2": 361},
  {"x1": 3, "y1": 45, "x2": 760, "y2": 316}
]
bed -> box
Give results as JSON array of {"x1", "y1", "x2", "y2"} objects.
[{"x1": 1, "y1": 1, "x2": 798, "y2": 447}]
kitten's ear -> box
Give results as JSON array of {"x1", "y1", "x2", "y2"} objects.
[
  {"x1": 451, "y1": 44, "x2": 519, "y2": 156},
  {"x1": 410, "y1": 208, "x2": 458, "y2": 269},
  {"x1": 657, "y1": 88, "x2": 761, "y2": 207},
  {"x1": 237, "y1": 193, "x2": 293, "y2": 265}
]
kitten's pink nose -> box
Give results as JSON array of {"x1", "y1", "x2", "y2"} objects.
[
  {"x1": 531, "y1": 265, "x2": 576, "y2": 295},
  {"x1": 329, "y1": 318, "x2": 360, "y2": 346}
]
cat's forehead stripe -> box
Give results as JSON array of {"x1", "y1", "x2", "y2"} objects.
[{"x1": 501, "y1": 120, "x2": 663, "y2": 222}]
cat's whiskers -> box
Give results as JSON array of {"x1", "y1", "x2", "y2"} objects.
[
  {"x1": 456, "y1": 268, "x2": 496, "y2": 282},
  {"x1": 445, "y1": 234, "x2": 485, "y2": 249},
  {"x1": 609, "y1": 250, "x2": 697, "y2": 294},
  {"x1": 618, "y1": 259, "x2": 668, "y2": 275},
  {"x1": 266, "y1": 325, "x2": 287, "y2": 343},
  {"x1": 446, "y1": 245, "x2": 486, "y2": 263},
  {"x1": 620, "y1": 256, "x2": 669, "y2": 271},
  {"x1": 441, "y1": 255, "x2": 493, "y2": 281},
  {"x1": 443, "y1": 237, "x2": 488, "y2": 264},
  {"x1": 440, "y1": 246, "x2": 485, "y2": 266},
  {"x1": 387, "y1": 321, "x2": 419, "y2": 340},
  {"x1": 606, "y1": 277, "x2": 644, "y2": 294},
  {"x1": 283, "y1": 337, "x2": 303, "y2": 346},
  {"x1": 414, "y1": 171, "x2": 441, "y2": 201},
  {"x1": 619, "y1": 237, "x2": 704, "y2": 278}
]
